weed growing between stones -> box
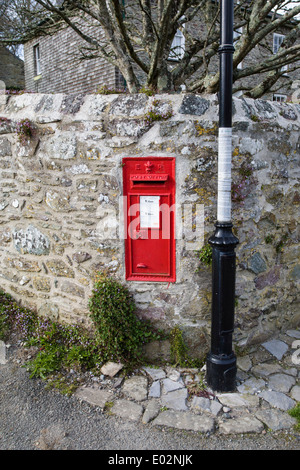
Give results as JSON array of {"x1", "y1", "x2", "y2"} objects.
[
  {"x1": 16, "y1": 118, "x2": 36, "y2": 145},
  {"x1": 139, "y1": 85, "x2": 157, "y2": 96},
  {"x1": 289, "y1": 403, "x2": 300, "y2": 431},
  {"x1": 197, "y1": 244, "x2": 213, "y2": 268},
  {"x1": 144, "y1": 98, "x2": 174, "y2": 127},
  {"x1": 97, "y1": 84, "x2": 127, "y2": 94}
]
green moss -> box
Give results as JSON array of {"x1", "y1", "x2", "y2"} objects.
[{"x1": 169, "y1": 326, "x2": 202, "y2": 368}]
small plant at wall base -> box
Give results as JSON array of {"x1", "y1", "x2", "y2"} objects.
[
  {"x1": 88, "y1": 273, "x2": 162, "y2": 366},
  {"x1": 16, "y1": 118, "x2": 36, "y2": 145},
  {"x1": 0, "y1": 290, "x2": 103, "y2": 386},
  {"x1": 0, "y1": 290, "x2": 38, "y2": 342},
  {"x1": 0, "y1": 278, "x2": 163, "y2": 388},
  {"x1": 289, "y1": 403, "x2": 300, "y2": 431}
]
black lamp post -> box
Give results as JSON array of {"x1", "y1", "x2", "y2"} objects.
[{"x1": 206, "y1": 0, "x2": 239, "y2": 392}]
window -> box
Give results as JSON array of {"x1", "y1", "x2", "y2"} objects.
[
  {"x1": 273, "y1": 33, "x2": 288, "y2": 73},
  {"x1": 33, "y1": 44, "x2": 41, "y2": 76},
  {"x1": 233, "y1": 27, "x2": 243, "y2": 69},
  {"x1": 273, "y1": 93, "x2": 287, "y2": 103},
  {"x1": 273, "y1": 33, "x2": 285, "y2": 54},
  {"x1": 169, "y1": 28, "x2": 185, "y2": 61}
]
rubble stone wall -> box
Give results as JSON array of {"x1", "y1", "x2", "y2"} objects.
[{"x1": 0, "y1": 92, "x2": 299, "y2": 357}]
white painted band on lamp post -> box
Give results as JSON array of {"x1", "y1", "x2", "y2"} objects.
[{"x1": 217, "y1": 127, "x2": 232, "y2": 223}]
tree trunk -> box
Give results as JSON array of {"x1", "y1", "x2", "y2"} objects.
[{"x1": 244, "y1": 70, "x2": 282, "y2": 99}]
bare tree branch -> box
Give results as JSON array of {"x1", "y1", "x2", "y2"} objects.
[{"x1": 0, "y1": 0, "x2": 299, "y2": 95}]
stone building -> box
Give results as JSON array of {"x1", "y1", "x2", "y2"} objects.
[
  {"x1": 23, "y1": 4, "x2": 299, "y2": 101},
  {"x1": 0, "y1": 46, "x2": 25, "y2": 91},
  {"x1": 24, "y1": 24, "x2": 125, "y2": 95}
]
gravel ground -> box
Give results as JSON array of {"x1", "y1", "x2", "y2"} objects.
[{"x1": 0, "y1": 344, "x2": 299, "y2": 452}]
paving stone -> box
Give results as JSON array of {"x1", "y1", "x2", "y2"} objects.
[
  {"x1": 210, "y1": 400, "x2": 223, "y2": 416},
  {"x1": 149, "y1": 380, "x2": 161, "y2": 398},
  {"x1": 286, "y1": 329, "x2": 300, "y2": 339},
  {"x1": 142, "y1": 367, "x2": 166, "y2": 380},
  {"x1": 152, "y1": 410, "x2": 215, "y2": 434},
  {"x1": 283, "y1": 367, "x2": 298, "y2": 377},
  {"x1": 237, "y1": 378, "x2": 266, "y2": 394},
  {"x1": 191, "y1": 396, "x2": 223, "y2": 416},
  {"x1": 290, "y1": 385, "x2": 300, "y2": 401},
  {"x1": 74, "y1": 387, "x2": 113, "y2": 409},
  {"x1": 168, "y1": 370, "x2": 181, "y2": 382},
  {"x1": 218, "y1": 416, "x2": 264, "y2": 435},
  {"x1": 217, "y1": 392, "x2": 259, "y2": 408},
  {"x1": 237, "y1": 355, "x2": 252, "y2": 372},
  {"x1": 162, "y1": 378, "x2": 185, "y2": 393},
  {"x1": 251, "y1": 363, "x2": 282, "y2": 377},
  {"x1": 160, "y1": 388, "x2": 188, "y2": 411},
  {"x1": 268, "y1": 373, "x2": 296, "y2": 393},
  {"x1": 255, "y1": 409, "x2": 297, "y2": 431},
  {"x1": 122, "y1": 376, "x2": 148, "y2": 401},
  {"x1": 142, "y1": 400, "x2": 161, "y2": 424},
  {"x1": 259, "y1": 391, "x2": 296, "y2": 411},
  {"x1": 111, "y1": 399, "x2": 144, "y2": 422},
  {"x1": 190, "y1": 396, "x2": 211, "y2": 413},
  {"x1": 262, "y1": 339, "x2": 289, "y2": 360}
]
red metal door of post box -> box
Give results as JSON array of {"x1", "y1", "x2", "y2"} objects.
[{"x1": 123, "y1": 157, "x2": 176, "y2": 282}]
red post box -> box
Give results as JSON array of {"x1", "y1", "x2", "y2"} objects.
[{"x1": 123, "y1": 157, "x2": 176, "y2": 282}]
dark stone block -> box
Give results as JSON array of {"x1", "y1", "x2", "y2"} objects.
[{"x1": 179, "y1": 94, "x2": 210, "y2": 116}]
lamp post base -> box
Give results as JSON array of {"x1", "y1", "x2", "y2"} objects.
[
  {"x1": 206, "y1": 352, "x2": 236, "y2": 392},
  {"x1": 206, "y1": 222, "x2": 238, "y2": 393}
]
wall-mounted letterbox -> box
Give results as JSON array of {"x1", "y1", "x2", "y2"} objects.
[{"x1": 123, "y1": 157, "x2": 176, "y2": 282}]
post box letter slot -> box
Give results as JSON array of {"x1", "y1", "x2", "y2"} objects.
[
  {"x1": 130, "y1": 174, "x2": 168, "y2": 187},
  {"x1": 130, "y1": 174, "x2": 168, "y2": 182}
]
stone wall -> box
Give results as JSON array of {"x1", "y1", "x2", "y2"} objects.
[{"x1": 0, "y1": 92, "x2": 299, "y2": 357}]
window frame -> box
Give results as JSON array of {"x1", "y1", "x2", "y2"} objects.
[
  {"x1": 233, "y1": 27, "x2": 243, "y2": 69},
  {"x1": 33, "y1": 44, "x2": 41, "y2": 76},
  {"x1": 273, "y1": 93, "x2": 287, "y2": 103},
  {"x1": 168, "y1": 27, "x2": 185, "y2": 62},
  {"x1": 273, "y1": 33, "x2": 288, "y2": 73}
]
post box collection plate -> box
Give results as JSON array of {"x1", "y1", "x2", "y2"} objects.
[{"x1": 123, "y1": 157, "x2": 176, "y2": 282}]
